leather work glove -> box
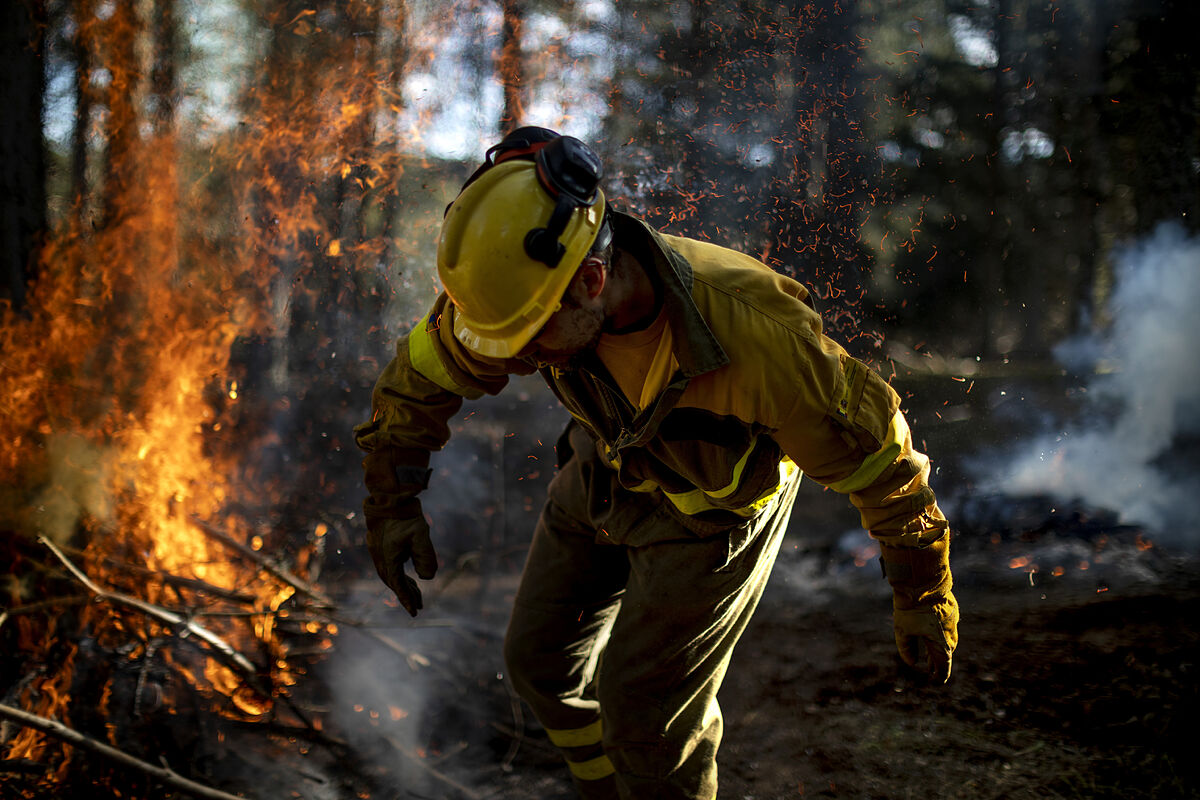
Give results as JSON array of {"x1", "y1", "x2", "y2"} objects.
[
  {"x1": 879, "y1": 533, "x2": 959, "y2": 683},
  {"x1": 366, "y1": 515, "x2": 438, "y2": 616},
  {"x1": 362, "y1": 449, "x2": 437, "y2": 616}
]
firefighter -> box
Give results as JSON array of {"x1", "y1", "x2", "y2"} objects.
[{"x1": 354, "y1": 128, "x2": 958, "y2": 800}]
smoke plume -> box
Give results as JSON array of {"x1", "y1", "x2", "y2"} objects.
[{"x1": 985, "y1": 221, "x2": 1200, "y2": 543}]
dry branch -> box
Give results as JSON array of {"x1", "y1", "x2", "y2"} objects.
[
  {"x1": 190, "y1": 517, "x2": 335, "y2": 608},
  {"x1": 38, "y1": 535, "x2": 256, "y2": 675},
  {"x1": 98, "y1": 556, "x2": 258, "y2": 604},
  {"x1": 383, "y1": 733, "x2": 485, "y2": 800},
  {"x1": 0, "y1": 703, "x2": 254, "y2": 800},
  {"x1": 0, "y1": 596, "x2": 89, "y2": 632},
  {"x1": 325, "y1": 612, "x2": 433, "y2": 671}
]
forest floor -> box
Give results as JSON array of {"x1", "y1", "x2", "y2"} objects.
[
  {"x1": 287, "y1": 494, "x2": 1200, "y2": 800},
  {"x1": 6, "y1": 501, "x2": 1197, "y2": 800},
  {"x1": 716, "y1": 544, "x2": 1200, "y2": 800},
  {"x1": 466, "y1": 529, "x2": 1200, "y2": 800}
]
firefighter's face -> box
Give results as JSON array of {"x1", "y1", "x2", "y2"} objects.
[
  {"x1": 518, "y1": 294, "x2": 604, "y2": 370},
  {"x1": 518, "y1": 263, "x2": 606, "y2": 370}
]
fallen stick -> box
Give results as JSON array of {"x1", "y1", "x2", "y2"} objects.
[
  {"x1": 323, "y1": 612, "x2": 433, "y2": 672},
  {"x1": 99, "y1": 557, "x2": 258, "y2": 605},
  {"x1": 54, "y1": 541, "x2": 259, "y2": 606},
  {"x1": 0, "y1": 702, "x2": 254, "y2": 800},
  {"x1": 383, "y1": 734, "x2": 485, "y2": 800},
  {"x1": 190, "y1": 517, "x2": 335, "y2": 608},
  {"x1": 0, "y1": 596, "x2": 89, "y2": 632},
  {"x1": 38, "y1": 536, "x2": 256, "y2": 676}
]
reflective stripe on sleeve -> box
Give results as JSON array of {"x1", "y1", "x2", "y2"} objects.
[
  {"x1": 544, "y1": 718, "x2": 603, "y2": 748},
  {"x1": 828, "y1": 410, "x2": 907, "y2": 494},
  {"x1": 408, "y1": 313, "x2": 484, "y2": 399}
]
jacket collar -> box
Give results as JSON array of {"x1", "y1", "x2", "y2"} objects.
[{"x1": 610, "y1": 210, "x2": 729, "y2": 378}]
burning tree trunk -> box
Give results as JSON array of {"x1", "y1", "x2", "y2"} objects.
[{"x1": 98, "y1": 0, "x2": 143, "y2": 229}]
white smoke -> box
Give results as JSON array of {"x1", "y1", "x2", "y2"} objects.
[{"x1": 990, "y1": 221, "x2": 1200, "y2": 542}]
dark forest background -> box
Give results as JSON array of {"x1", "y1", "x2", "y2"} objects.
[
  {"x1": 2, "y1": 0, "x2": 1199, "y2": 615},
  {"x1": 2, "y1": 2, "x2": 1200, "y2": 798}
]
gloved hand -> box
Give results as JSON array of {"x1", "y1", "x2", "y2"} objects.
[
  {"x1": 362, "y1": 449, "x2": 436, "y2": 616},
  {"x1": 879, "y1": 533, "x2": 959, "y2": 683},
  {"x1": 366, "y1": 514, "x2": 438, "y2": 616},
  {"x1": 892, "y1": 593, "x2": 958, "y2": 683}
]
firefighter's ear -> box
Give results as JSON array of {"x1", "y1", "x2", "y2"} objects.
[{"x1": 575, "y1": 255, "x2": 608, "y2": 300}]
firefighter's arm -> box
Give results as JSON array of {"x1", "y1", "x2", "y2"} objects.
[
  {"x1": 354, "y1": 294, "x2": 531, "y2": 614},
  {"x1": 773, "y1": 349, "x2": 958, "y2": 683}
]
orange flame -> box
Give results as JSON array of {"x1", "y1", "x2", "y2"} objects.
[{"x1": 0, "y1": 0, "x2": 418, "y2": 770}]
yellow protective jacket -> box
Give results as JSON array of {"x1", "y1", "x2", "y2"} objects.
[{"x1": 354, "y1": 211, "x2": 949, "y2": 550}]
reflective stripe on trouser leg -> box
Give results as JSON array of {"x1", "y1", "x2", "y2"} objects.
[
  {"x1": 545, "y1": 719, "x2": 616, "y2": 782},
  {"x1": 544, "y1": 724, "x2": 619, "y2": 786},
  {"x1": 503, "y1": 432, "x2": 631, "y2": 800}
]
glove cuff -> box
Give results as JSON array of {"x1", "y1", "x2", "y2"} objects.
[
  {"x1": 363, "y1": 448, "x2": 432, "y2": 496},
  {"x1": 879, "y1": 531, "x2": 953, "y2": 611},
  {"x1": 363, "y1": 494, "x2": 423, "y2": 524}
]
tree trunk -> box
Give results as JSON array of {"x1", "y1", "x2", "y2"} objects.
[
  {"x1": 978, "y1": 0, "x2": 1012, "y2": 359},
  {"x1": 498, "y1": 0, "x2": 526, "y2": 134},
  {"x1": 100, "y1": 0, "x2": 142, "y2": 227},
  {"x1": 1, "y1": 0, "x2": 47, "y2": 311},
  {"x1": 71, "y1": 0, "x2": 93, "y2": 223}
]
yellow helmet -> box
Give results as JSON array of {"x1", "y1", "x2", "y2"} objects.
[{"x1": 437, "y1": 142, "x2": 607, "y2": 358}]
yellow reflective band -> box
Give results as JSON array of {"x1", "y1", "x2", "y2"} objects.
[
  {"x1": 662, "y1": 455, "x2": 798, "y2": 518},
  {"x1": 706, "y1": 438, "x2": 759, "y2": 500},
  {"x1": 829, "y1": 410, "x2": 907, "y2": 494},
  {"x1": 658, "y1": 437, "x2": 756, "y2": 514},
  {"x1": 566, "y1": 754, "x2": 616, "y2": 781},
  {"x1": 739, "y1": 457, "x2": 799, "y2": 515},
  {"x1": 545, "y1": 719, "x2": 603, "y2": 748},
  {"x1": 408, "y1": 313, "x2": 484, "y2": 399}
]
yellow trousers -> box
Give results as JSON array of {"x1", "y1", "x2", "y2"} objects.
[{"x1": 503, "y1": 424, "x2": 799, "y2": 800}]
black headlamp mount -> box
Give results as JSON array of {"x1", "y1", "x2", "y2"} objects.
[
  {"x1": 453, "y1": 127, "x2": 610, "y2": 269},
  {"x1": 524, "y1": 136, "x2": 605, "y2": 268}
]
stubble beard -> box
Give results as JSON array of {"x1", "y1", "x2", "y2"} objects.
[{"x1": 529, "y1": 304, "x2": 605, "y2": 371}]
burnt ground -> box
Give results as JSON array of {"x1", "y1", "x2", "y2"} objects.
[
  {"x1": 718, "y1": 545, "x2": 1200, "y2": 800},
  {"x1": 471, "y1": 535, "x2": 1200, "y2": 800},
  {"x1": 285, "y1": 490, "x2": 1200, "y2": 800}
]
